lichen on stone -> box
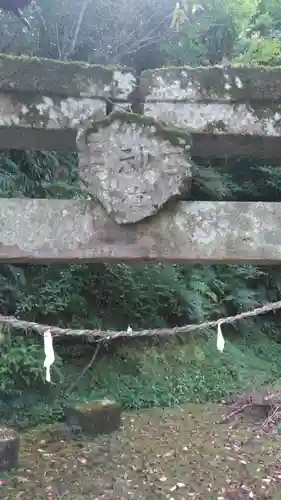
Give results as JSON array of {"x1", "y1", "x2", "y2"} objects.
[
  {"x1": 0, "y1": 92, "x2": 106, "y2": 130},
  {"x1": 79, "y1": 111, "x2": 193, "y2": 224},
  {"x1": 140, "y1": 65, "x2": 281, "y2": 102},
  {"x1": 0, "y1": 53, "x2": 135, "y2": 100},
  {"x1": 144, "y1": 101, "x2": 281, "y2": 137}
]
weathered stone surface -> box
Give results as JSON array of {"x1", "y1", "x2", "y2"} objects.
[
  {"x1": 0, "y1": 92, "x2": 106, "y2": 130},
  {"x1": 0, "y1": 55, "x2": 281, "y2": 160},
  {"x1": 144, "y1": 102, "x2": 281, "y2": 137},
  {"x1": 2, "y1": 56, "x2": 281, "y2": 266},
  {"x1": 0, "y1": 55, "x2": 136, "y2": 149},
  {"x1": 140, "y1": 66, "x2": 281, "y2": 101},
  {"x1": 1, "y1": 199, "x2": 281, "y2": 263},
  {"x1": 2, "y1": 91, "x2": 281, "y2": 156},
  {"x1": 0, "y1": 427, "x2": 20, "y2": 471},
  {"x1": 78, "y1": 113, "x2": 193, "y2": 224},
  {"x1": 64, "y1": 398, "x2": 122, "y2": 436},
  {"x1": 140, "y1": 66, "x2": 281, "y2": 152},
  {"x1": 0, "y1": 54, "x2": 136, "y2": 99}
]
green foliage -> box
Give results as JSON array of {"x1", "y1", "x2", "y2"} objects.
[
  {"x1": 0, "y1": 150, "x2": 80, "y2": 198},
  {"x1": 0, "y1": 334, "x2": 62, "y2": 398},
  {"x1": 5, "y1": 399, "x2": 66, "y2": 429},
  {"x1": 235, "y1": 37, "x2": 281, "y2": 65},
  {"x1": 1, "y1": 0, "x2": 281, "y2": 430},
  {"x1": 0, "y1": 333, "x2": 65, "y2": 428},
  {"x1": 52, "y1": 330, "x2": 281, "y2": 412},
  {"x1": 3, "y1": 327, "x2": 281, "y2": 429},
  {"x1": 10, "y1": 261, "x2": 265, "y2": 332},
  {"x1": 167, "y1": 0, "x2": 281, "y2": 66}
]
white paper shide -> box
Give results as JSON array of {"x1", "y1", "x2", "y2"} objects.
[{"x1": 43, "y1": 329, "x2": 55, "y2": 382}]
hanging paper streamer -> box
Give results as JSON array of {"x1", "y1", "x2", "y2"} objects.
[
  {"x1": 44, "y1": 329, "x2": 55, "y2": 383},
  {"x1": 217, "y1": 322, "x2": 225, "y2": 352},
  {"x1": 170, "y1": 2, "x2": 188, "y2": 31}
]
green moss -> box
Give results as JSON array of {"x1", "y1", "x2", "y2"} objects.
[
  {"x1": 202, "y1": 120, "x2": 228, "y2": 133},
  {"x1": 0, "y1": 52, "x2": 121, "y2": 71},
  {"x1": 75, "y1": 399, "x2": 118, "y2": 412},
  {"x1": 145, "y1": 63, "x2": 281, "y2": 71},
  {"x1": 87, "y1": 110, "x2": 193, "y2": 148},
  {"x1": 0, "y1": 53, "x2": 128, "y2": 97},
  {"x1": 249, "y1": 102, "x2": 281, "y2": 120},
  {"x1": 1, "y1": 52, "x2": 281, "y2": 103}
]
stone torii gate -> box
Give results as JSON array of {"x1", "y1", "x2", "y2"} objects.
[{"x1": 1, "y1": 53, "x2": 281, "y2": 264}]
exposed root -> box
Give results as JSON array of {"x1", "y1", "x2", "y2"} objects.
[{"x1": 220, "y1": 387, "x2": 281, "y2": 432}]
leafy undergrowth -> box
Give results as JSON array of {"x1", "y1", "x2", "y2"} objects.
[
  {"x1": 2, "y1": 331, "x2": 281, "y2": 430},
  {"x1": 2, "y1": 403, "x2": 281, "y2": 499},
  {"x1": 60, "y1": 335, "x2": 281, "y2": 412}
]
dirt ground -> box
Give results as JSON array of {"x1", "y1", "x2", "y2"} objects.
[{"x1": 2, "y1": 403, "x2": 281, "y2": 499}]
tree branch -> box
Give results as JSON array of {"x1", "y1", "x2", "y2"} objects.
[
  {"x1": 67, "y1": 342, "x2": 101, "y2": 393},
  {"x1": 65, "y1": 0, "x2": 92, "y2": 59}
]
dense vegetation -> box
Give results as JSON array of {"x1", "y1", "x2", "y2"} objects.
[{"x1": 0, "y1": 0, "x2": 281, "y2": 428}]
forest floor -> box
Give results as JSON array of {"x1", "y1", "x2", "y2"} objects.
[{"x1": 2, "y1": 403, "x2": 281, "y2": 499}]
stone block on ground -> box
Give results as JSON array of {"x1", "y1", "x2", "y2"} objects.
[
  {"x1": 0, "y1": 427, "x2": 20, "y2": 471},
  {"x1": 64, "y1": 398, "x2": 122, "y2": 437}
]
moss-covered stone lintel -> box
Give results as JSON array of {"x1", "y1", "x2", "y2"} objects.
[
  {"x1": 1, "y1": 95, "x2": 281, "y2": 157},
  {"x1": 1, "y1": 199, "x2": 281, "y2": 264},
  {"x1": 0, "y1": 53, "x2": 136, "y2": 99},
  {"x1": 1, "y1": 53, "x2": 281, "y2": 103},
  {"x1": 140, "y1": 65, "x2": 281, "y2": 102}
]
